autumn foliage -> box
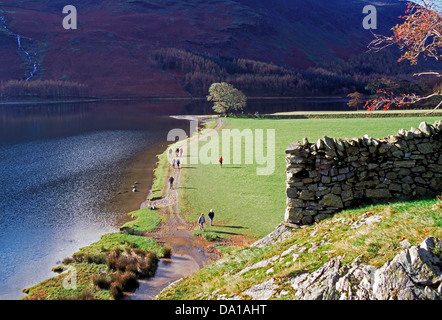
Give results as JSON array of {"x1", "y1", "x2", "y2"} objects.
[{"x1": 366, "y1": 0, "x2": 442, "y2": 112}]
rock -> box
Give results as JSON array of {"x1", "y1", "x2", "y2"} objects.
[
  {"x1": 341, "y1": 190, "x2": 354, "y2": 202},
  {"x1": 319, "y1": 193, "x2": 344, "y2": 208},
  {"x1": 290, "y1": 256, "x2": 342, "y2": 300},
  {"x1": 388, "y1": 183, "x2": 402, "y2": 192},
  {"x1": 419, "y1": 122, "x2": 432, "y2": 137},
  {"x1": 282, "y1": 237, "x2": 442, "y2": 300},
  {"x1": 417, "y1": 143, "x2": 434, "y2": 154},
  {"x1": 314, "y1": 213, "x2": 333, "y2": 223},
  {"x1": 394, "y1": 160, "x2": 416, "y2": 168},
  {"x1": 301, "y1": 215, "x2": 314, "y2": 225},
  {"x1": 378, "y1": 143, "x2": 391, "y2": 154},
  {"x1": 335, "y1": 139, "x2": 345, "y2": 151},
  {"x1": 289, "y1": 156, "x2": 308, "y2": 164},
  {"x1": 316, "y1": 139, "x2": 325, "y2": 150},
  {"x1": 366, "y1": 189, "x2": 392, "y2": 198},
  {"x1": 236, "y1": 255, "x2": 279, "y2": 276},
  {"x1": 285, "y1": 207, "x2": 303, "y2": 224},
  {"x1": 286, "y1": 142, "x2": 301, "y2": 154},
  {"x1": 302, "y1": 137, "x2": 309, "y2": 147},
  {"x1": 372, "y1": 237, "x2": 442, "y2": 300},
  {"x1": 350, "y1": 212, "x2": 383, "y2": 229},
  {"x1": 399, "y1": 238, "x2": 411, "y2": 249},
  {"x1": 251, "y1": 222, "x2": 297, "y2": 248},
  {"x1": 242, "y1": 279, "x2": 277, "y2": 300},
  {"x1": 404, "y1": 130, "x2": 414, "y2": 140},
  {"x1": 323, "y1": 136, "x2": 335, "y2": 150},
  {"x1": 299, "y1": 190, "x2": 316, "y2": 200}
]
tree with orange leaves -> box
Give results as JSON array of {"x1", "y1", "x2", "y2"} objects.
[{"x1": 367, "y1": 0, "x2": 441, "y2": 113}]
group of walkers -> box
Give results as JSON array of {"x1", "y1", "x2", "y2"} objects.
[
  {"x1": 198, "y1": 209, "x2": 215, "y2": 231},
  {"x1": 168, "y1": 145, "x2": 218, "y2": 232},
  {"x1": 168, "y1": 147, "x2": 183, "y2": 190}
]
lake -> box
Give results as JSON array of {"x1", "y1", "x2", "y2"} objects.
[{"x1": 0, "y1": 98, "x2": 348, "y2": 299}]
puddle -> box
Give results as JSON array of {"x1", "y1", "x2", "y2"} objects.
[{"x1": 124, "y1": 254, "x2": 200, "y2": 300}]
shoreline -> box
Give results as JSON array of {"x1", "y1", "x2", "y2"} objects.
[
  {"x1": 0, "y1": 96, "x2": 193, "y2": 106},
  {"x1": 19, "y1": 115, "x2": 223, "y2": 300}
]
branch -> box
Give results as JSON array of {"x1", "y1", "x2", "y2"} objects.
[
  {"x1": 365, "y1": 91, "x2": 442, "y2": 112},
  {"x1": 424, "y1": 99, "x2": 442, "y2": 115},
  {"x1": 413, "y1": 71, "x2": 442, "y2": 77}
]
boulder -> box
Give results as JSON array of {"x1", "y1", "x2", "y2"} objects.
[
  {"x1": 284, "y1": 237, "x2": 442, "y2": 300},
  {"x1": 418, "y1": 122, "x2": 432, "y2": 137}
]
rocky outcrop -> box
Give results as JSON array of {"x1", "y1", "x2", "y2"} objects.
[
  {"x1": 285, "y1": 120, "x2": 442, "y2": 225},
  {"x1": 240, "y1": 237, "x2": 442, "y2": 300}
]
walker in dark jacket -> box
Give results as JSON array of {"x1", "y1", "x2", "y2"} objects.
[{"x1": 208, "y1": 209, "x2": 215, "y2": 226}]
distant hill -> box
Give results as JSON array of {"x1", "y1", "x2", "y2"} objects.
[{"x1": 0, "y1": 0, "x2": 409, "y2": 98}]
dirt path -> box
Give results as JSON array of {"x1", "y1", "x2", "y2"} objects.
[{"x1": 125, "y1": 116, "x2": 224, "y2": 300}]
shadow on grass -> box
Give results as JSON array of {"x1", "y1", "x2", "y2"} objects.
[
  {"x1": 221, "y1": 166, "x2": 244, "y2": 169},
  {"x1": 179, "y1": 186, "x2": 197, "y2": 190},
  {"x1": 212, "y1": 230, "x2": 241, "y2": 236},
  {"x1": 221, "y1": 225, "x2": 248, "y2": 229}
]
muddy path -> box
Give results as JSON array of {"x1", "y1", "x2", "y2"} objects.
[{"x1": 125, "y1": 116, "x2": 225, "y2": 300}]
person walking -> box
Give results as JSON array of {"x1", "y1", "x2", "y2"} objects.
[
  {"x1": 219, "y1": 156, "x2": 223, "y2": 168},
  {"x1": 208, "y1": 209, "x2": 215, "y2": 226},
  {"x1": 198, "y1": 213, "x2": 205, "y2": 231},
  {"x1": 169, "y1": 176, "x2": 175, "y2": 189},
  {"x1": 176, "y1": 158, "x2": 181, "y2": 169}
]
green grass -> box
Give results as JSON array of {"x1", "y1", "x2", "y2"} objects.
[
  {"x1": 120, "y1": 207, "x2": 162, "y2": 235},
  {"x1": 22, "y1": 262, "x2": 112, "y2": 300},
  {"x1": 148, "y1": 148, "x2": 174, "y2": 200},
  {"x1": 178, "y1": 116, "x2": 440, "y2": 240},
  {"x1": 75, "y1": 232, "x2": 164, "y2": 257}
]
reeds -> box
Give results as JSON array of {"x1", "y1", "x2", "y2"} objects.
[{"x1": 86, "y1": 248, "x2": 159, "y2": 299}]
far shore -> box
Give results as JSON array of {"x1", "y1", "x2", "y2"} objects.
[{"x1": 0, "y1": 96, "x2": 194, "y2": 106}]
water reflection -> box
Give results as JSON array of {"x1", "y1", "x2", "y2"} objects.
[{"x1": 0, "y1": 100, "x2": 190, "y2": 299}]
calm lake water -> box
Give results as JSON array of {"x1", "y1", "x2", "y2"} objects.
[{"x1": 0, "y1": 98, "x2": 348, "y2": 300}]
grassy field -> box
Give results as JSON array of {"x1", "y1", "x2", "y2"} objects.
[{"x1": 178, "y1": 116, "x2": 441, "y2": 240}]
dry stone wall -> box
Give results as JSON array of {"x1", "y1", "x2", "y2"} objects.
[{"x1": 285, "y1": 120, "x2": 442, "y2": 225}]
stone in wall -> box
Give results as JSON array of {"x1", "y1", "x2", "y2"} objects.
[{"x1": 285, "y1": 120, "x2": 442, "y2": 225}]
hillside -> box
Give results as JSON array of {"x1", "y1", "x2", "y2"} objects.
[
  {"x1": 157, "y1": 200, "x2": 442, "y2": 300},
  {"x1": 0, "y1": 0, "x2": 407, "y2": 98}
]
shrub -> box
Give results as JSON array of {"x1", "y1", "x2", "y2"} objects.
[
  {"x1": 92, "y1": 273, "x2": 112, "y2": 290},
  {"x1": 163, "y1": 245, "x2": 172, "y2": 258}
]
